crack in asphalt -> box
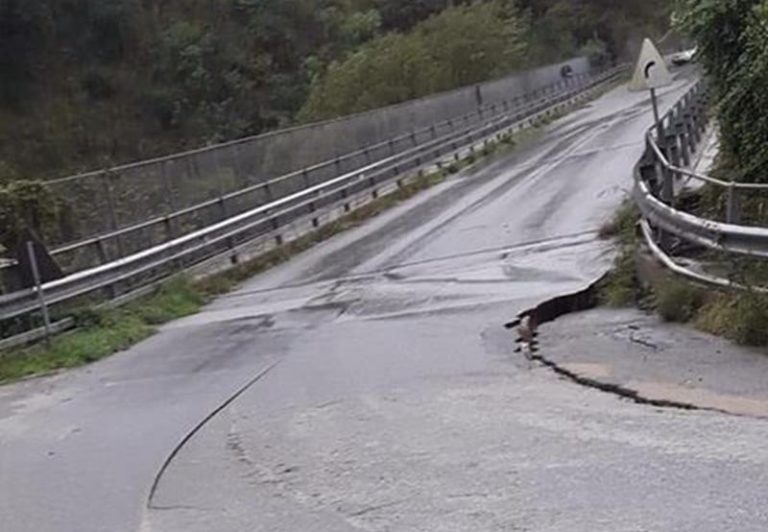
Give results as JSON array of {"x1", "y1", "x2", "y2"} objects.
[
  {"x1": 506, "y1": 281, "x2": 766, "y2": 420},
  {"x1": 527, "y1": 350, "x2": 758, "y2": 420},
  {"x1": 146, "y1": 360, "x2": 282, "y2": 509}
]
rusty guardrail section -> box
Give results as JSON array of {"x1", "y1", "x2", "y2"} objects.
[
  {"x1": 634, "y1": 80, "x2": 768, "y2": 286},
  {"x1": 0, "y1": 66, "x2": 625, "y2": 349}
]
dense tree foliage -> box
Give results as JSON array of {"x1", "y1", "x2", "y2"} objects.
[
  {"x1": 299, "y1": 1, "x2": 527, "y2": 121},
  {"x1": 522, "y1": 0, "x2": 671, "y2": 62},
  {"x1": 678, "y1": 0, "x2": 768, "y2": 182},
  {"x1": 0, "y1": 0, "x2": 672, "y2": 183}
]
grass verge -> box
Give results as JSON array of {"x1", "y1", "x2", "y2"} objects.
[
  {"x1": 599, "y1": 201, "x2": 768, "y2": 348},
  {"x1": 598, "y1": 201, "x2": 648, "y2": 307},
  {"x1": 0, "y1": 83, "x2": 610, "y2": 384}
]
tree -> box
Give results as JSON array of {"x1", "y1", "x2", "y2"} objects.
[
  {"x1": 298, "y1": 0, "x2": 528, "y2": 121},
  {"x1": 678, "y1": 0, "x2": 768, "y2": 182},
  {"x1": 0, "y1": 0, "x2": 49, "y2": 107}
]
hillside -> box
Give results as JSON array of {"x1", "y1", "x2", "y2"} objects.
[{"x1": 0, "y1": 0, "x2": 671, "y2": 185}]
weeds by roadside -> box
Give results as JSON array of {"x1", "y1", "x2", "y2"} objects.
[
  {"x1": 0, "y1": 278, "x2": 202, "y2": 383},
  {"x1": 598, "y1": 201, "x2": 646, "y2": 307},
  {"x1": 599, "y1": 199, "x2": 768, "y2": 348}
]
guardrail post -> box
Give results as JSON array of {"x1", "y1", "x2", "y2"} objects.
[
  {"x1": 161, "y1": 161, "x2": 177, "y2": 212},
  {"x1": 675, "y1": 120, "x2": 690, "y2": 167},
  {"x1": 163, "y1": 215, "x2": 174, "y2": 241},
  {"x1": 726, "y1": 185, "x2": 741, "y2": 224},
  {"x1": 95, "y1": 237, "x2": 109, "y2": 264},
  {"x1": 656, "y1": 133, "x2": 675, "y2": 207},
  {"x1": 639, "y1": 162, "x2": 660, "y2": 196},
  {"x1": 26, "y1": 241, "x2": 52, "y2": 347},
  {"x1": 232, "y1": 144, "x2": 245, "y2": 185},
  {"x1": 341, "y1": 186, "x2": 350, "y2": 212},
  {"x1": 691, "y1": 100, "x2": 704, "y2": 143},
  {"x1": 217, "y1": 196, "x2": 228, "y2": 220},
  {"x1": 101, "y1": 170, "x2": 125, "y2": 258},
  {"x1": 665, "y1": 134, "x2": 681, "y2": 172},
  {"x1": 683, "y1": 104, "x2": 698, "y2": 154},
  {"x1": 308, "y1": 195, "x2": 319, "y2": 228},
  {"x1": 302, "y1": 169, "x2": 311, "y2": 188}
]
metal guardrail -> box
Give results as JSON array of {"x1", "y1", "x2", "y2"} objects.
[
  {"x1": 3, "y1": 71, "x2": 604, "y2": 278},
  {"x1": 0, "y1": 66, "x2": 625, "y2": 348},
  {"x1": 634, "y1": 79, "x2": 768, "y2": 286}
]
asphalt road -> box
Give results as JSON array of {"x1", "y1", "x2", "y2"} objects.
[{"x1": 6, "y1": 67, "x2": 764, "y2": 532}]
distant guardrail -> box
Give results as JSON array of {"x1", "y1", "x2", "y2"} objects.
[
  {"x1": 634, "y1": 79, "x2": 768, "y2": 287},
  {"x1": 30, "y1": 58, "x2": 591, "y2": 261},
  {"x1": 0, "y1": 66, "x2": 626, "y2": 350},
  {"x1": 6, "y1": 70, "x2": 602, "y2": 277}
]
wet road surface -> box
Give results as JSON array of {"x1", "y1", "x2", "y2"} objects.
[{"x1": 6, "y1": 68, "x2": 766, "y2": 532}]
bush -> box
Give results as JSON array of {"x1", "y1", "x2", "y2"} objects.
[
  {"x1": 695, "y1": 291, "x2": 768, "y2": 347},
  {"x1": 0, "y1": 180, "x2": 61, "y2": 250},
  {"x1": 599, "y1": 201, "x2": 638, "y2": 241},
  {"x1": 655, "y1": 279, "x2": 706, "y2": 323},
  {"x1": 731, "y1": 292, "x2": 768, "y2": 346},
  {"x1": 678, "y1": 0, "x2": 768, "y2": 184},
  {"x1": 601, "y1": 248, "x2": 638, "y2": 307},
  {"x1": 298, "y1": 0, "x2": 527, "y2": 121}
]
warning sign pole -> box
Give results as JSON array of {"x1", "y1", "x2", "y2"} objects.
[{"x1": 650, "y1": 87, "x2": 663, "y2": 141}]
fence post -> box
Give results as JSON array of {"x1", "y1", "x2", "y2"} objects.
[
  {"x1": 161, "y1": 160, "x2": 177, "y2": 212},
  {"x1": 163, "y1": 215, "x2": 175, "y2": 241},
  {"x1": 726, "y1": 185, "x2": 741, "y2": 224},
  {"x1": 101, "y1": 170, "x2": 125, "y2": 258},
  {"x1": 95, "y1": 237, "x2": 109, "y2": 264},
  {"x1": 26, "y1": 241, "x2": 52, "y2": 347},
  {"x1": 665, "y1": 134, "x2": 681, "y2": 170},
  {"x1": 675, "y1": 120, "x2": 690, "y2": 167},
  {"x1": 217, "y1": 196, "x2": 228, "y2": 220}
]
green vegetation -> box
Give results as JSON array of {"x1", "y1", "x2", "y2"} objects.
[
  {"x1": 0, "y1": 180, "x2": 59, "y2": 251},
  {"x1": 614, "y1": 1, "x2": 768, "y2": 347},
  {"x1": 655, "y1": 278, "x2": 706, "y2": 323},
  {"x1": 0, "y1": 0, "x2": 672, "y2": 185},
  {"x1": 0, "y1": 278, "x2": 201, "y2": 383},
  {"x1": 677, "y1": 0, "x2": 768, "y2": 186},
  {"x1": 298, "y1": 1, "x2": 528, "y2": 121},
  {"x1": 599, "y1": 202, "x2": 768, "y2": 347},
  {"x1": 599, "y1": 202, "x2": 644, "y2": 307},
  {"x1": 695, "y1": 291, "x2": 768, "y2": 346}
]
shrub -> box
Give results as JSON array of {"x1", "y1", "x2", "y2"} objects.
[
  {"x1": 731, "y1": 292, "x2": 768, "y2": 346},
  {"x1": 655, "y1": 279, "x2": 705, "y2": 323}
]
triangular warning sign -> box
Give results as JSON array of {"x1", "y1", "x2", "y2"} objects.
[{"x1": 629, "y1": 38, "x2": 672, "y2": 92}]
